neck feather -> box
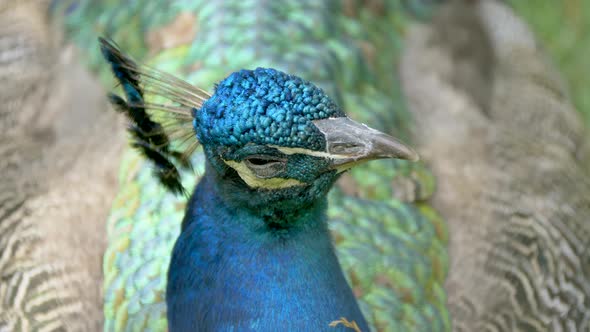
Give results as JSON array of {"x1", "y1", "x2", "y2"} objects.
[{"x1": 168, "y1": 168, "x2": 368, "y2": 331}]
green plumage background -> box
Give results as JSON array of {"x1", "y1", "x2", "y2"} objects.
[{"x1": 1, "y1": 0, "x2": 589, "y2": 331}]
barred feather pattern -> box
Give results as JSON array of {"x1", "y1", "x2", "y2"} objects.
[
  {"x1": 0, "y1": 2, "x2": 81, "y2": 330},
  {"x1": 1, "y1": 2, "x2": 126, "y2": 330},
  {"x1": 400, "y1": 1, "x2": 590, "y2": 331},
  {"x1": 0, "y1": 90, "x2": 124, "y2": 332},
  {"x1": 0, "y1": 101, "x2": 122, "y2": 331},
  {"x1": 0, "y1": 198, "x2": 85, "y2": 332},
  {"x1": 0, "y1": 131, "x2": 89, "y2": 331}
]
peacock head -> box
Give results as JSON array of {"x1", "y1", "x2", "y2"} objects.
[
  {"x1": 98, "y1": 38, "x2": 416, "y2": 214},
  {"x1": 194, "y1": 68, "x2": 418, "y2": 216}
]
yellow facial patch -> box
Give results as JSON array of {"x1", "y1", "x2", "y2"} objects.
[{"x1": 223, "y1": 160, "x2": 305, "y2": 189}]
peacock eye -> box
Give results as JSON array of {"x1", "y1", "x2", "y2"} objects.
[
  {"x1": 247, "y1": 158, "x2": 276, "y2": 166},
  {"x1": 244, "y1": 156, "x2": 286, "y2": 178}
]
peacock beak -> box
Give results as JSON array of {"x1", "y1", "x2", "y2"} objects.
[{"x1": 312, "y1": 117, "x2": 419, "y2": 172}]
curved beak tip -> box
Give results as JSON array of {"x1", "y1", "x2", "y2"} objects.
[
  {"x1": 407, "y1": 149, "x2": 420, "y2": 162},
  {"x1": 313, "y1": 117, "x2": 421, "y2": 167}
]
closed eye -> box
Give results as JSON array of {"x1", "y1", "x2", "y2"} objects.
[
  {"x1": 246, "y1": 157, "x2": 278, "y2": 166},
  {"x1": 244, "y1": 156, "x2": 286, "y2": 178}
]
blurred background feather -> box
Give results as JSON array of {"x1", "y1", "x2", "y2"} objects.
[
  {"x1": 402, "y1": 0, "x2": 590, "y2": 330},
  {"x1": 0, "y1": 1, "x2": 125, "y2": 330}
]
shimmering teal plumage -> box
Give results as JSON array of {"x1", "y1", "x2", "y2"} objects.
[{"x1": 55, "y1": 1, "x2": 448, "y2": 330}]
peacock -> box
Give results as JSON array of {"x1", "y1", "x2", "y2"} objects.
[
  {"x1": 3, "y1": 0, "x2": 588, "y2": 331},
  {"x1": 48, "y1": 0, "x2": 449, "y2": 331},
  {"x1": 100, "y1": 36, "x2": 425, "y2": 330}
]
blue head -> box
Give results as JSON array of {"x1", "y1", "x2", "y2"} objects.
[
  {"x1": 195, "y1": 68, "x2": 344, "y2": 150},
  {"x1": 193, "y1": 68, "x2": 417, "y2": 221}
]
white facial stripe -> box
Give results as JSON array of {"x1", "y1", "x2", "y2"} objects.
[
  {"x1": 269, "y1": 145, "x2": 351, "y2": 159},
  {"x1": 271, "y1": 145, "x2": 363, "y2": 173},
  {"x1": 223, "y1": 160, "x2": 305, "y2": 189}
]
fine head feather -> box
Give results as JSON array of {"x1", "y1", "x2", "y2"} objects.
[{"x1": 99, "y1": 37, "x2": 210, "y2": 196}]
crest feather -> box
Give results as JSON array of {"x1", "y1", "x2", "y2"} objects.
[{"x1": 99, "y1": 37, "x2": 210, "y2": 195}]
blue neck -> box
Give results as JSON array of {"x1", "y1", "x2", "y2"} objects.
[{"x1": 166, "y1": 166, "x2": 368, "y2": 331}]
